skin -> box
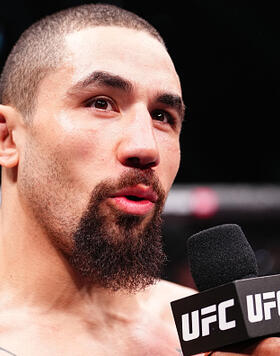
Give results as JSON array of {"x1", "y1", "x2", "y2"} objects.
[{"x1": 0, "y1": 25, "x2": 278, "y2": 356}]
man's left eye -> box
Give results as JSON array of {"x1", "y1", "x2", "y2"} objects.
[{"x1": 152, "y1": 110, "x2": 174, "y2": 124}]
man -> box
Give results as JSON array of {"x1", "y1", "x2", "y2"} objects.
[{"x1": 0, "y1": 4, "x2": 278, "y2": 355}]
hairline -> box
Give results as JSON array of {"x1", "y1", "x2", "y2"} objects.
[
  {"x1": 0, "y1": 4, "x2": 167, "y2": 122},
  {"x1": 25, "y1": 25, "x2": 167, "y2": 122}
]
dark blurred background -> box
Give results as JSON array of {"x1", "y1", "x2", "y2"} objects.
[{"x1": 1, "y1": 0, "x2": 280, "y2": 288}]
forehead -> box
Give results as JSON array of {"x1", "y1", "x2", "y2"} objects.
[{"x1": 63, "y1": 26, "x2": 182, "y2": 95}]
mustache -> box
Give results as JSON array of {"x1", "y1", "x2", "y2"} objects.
[{"x1": 92, "y1": 169, "x2": 166, "y2": 205}]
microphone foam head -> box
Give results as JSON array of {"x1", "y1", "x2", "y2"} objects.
[{"x1": 187, "y1": 224, "x2": 258, "y2": 291}]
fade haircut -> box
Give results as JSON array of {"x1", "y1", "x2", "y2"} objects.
[{"x1": 0, "y1": 3, "x2": 165, "y2": 120}]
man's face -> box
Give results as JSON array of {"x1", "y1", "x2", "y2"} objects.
[{"x1": 18, "y1": 26, "x2": 183, "y2": 290}]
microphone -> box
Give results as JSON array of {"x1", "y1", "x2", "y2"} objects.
[
  {"x1": 171, "y1": 224, "x2": 280, "y2": 356},
  {"x1": 188, "y1": 224, "x2": 259, "y2": 291}
]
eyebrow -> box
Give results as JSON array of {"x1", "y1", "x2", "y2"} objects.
[
  {"x1": 67, "y1": 70, "x2": 133, "y2": 95},
  {"x1": 67, "y1": 70, "x2": 185, "y2": 121}
]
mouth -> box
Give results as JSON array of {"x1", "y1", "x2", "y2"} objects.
[{"x1": 109, "y1": 184, "x2": 158, "y2": 216}]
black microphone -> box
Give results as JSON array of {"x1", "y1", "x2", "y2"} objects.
[{"x1": 171, "y1": 224, "x2": 280, "y2": 356}]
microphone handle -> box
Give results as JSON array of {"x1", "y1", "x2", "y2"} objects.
[{"x1": 207, "y1": 335, "x2": 280, "y2": 355}]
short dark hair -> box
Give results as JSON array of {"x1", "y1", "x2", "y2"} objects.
[{"x1": 0, "y1": 4, "x2": 165, "y2": 119}]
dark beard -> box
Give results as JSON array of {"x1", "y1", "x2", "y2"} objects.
[{"x1": 69, "y1": 169, "x2": 167, "y2": 292}]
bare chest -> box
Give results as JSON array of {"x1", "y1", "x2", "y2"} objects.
[{"x1": 0, "y1": 317, "x2": 181, "y2": 356}]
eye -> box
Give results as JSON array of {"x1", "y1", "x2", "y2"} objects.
[
  {"x1": 85, "y1": 97, "x2": 116, "y2": 112},
  {"x1": 151, "y1": 109, "x2": 175, "y2": 125}
]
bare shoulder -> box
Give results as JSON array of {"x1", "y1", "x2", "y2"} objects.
[
  {"x1": 143, "y1": 280, "x2": 196, "y2": 323},
  {"x1": 153, "y1": 279, "x2": 196, "y2": 302}
]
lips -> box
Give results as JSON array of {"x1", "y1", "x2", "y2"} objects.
[{"x1": 109, "y1": 184, "x2": 158, "y2": 215}]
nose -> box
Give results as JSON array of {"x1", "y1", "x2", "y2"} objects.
[{"x1": 117, "y1": 107, "x2": 160, "y2": 170}]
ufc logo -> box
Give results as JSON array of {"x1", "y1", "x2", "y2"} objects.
[
  {"x1": 182, "y1": 299, "x2": 236, "y2": 341},
  {"x1": 247, "y1": 290, "x2": 280, "y2": 323}
]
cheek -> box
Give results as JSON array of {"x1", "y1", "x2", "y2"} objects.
[
  {"x1": 159, "y1": 138, "x2": 181, "y2": 191},
  {"x1": 56, "y1": 113, "x2": 99, "y2": 158},
  {"x1": 60, "y1": 130, "x2": 98, "y2": 161},
  {"x1": 55, "y1": 129, "x2": 126, "y2": 202},
  {"x1": 55, "y1": 112, "x2": 116, "y2": 165}
]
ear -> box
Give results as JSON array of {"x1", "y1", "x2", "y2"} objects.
[{"x1": 0, "y1": 104, "x2": 21, "y2": 168}]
